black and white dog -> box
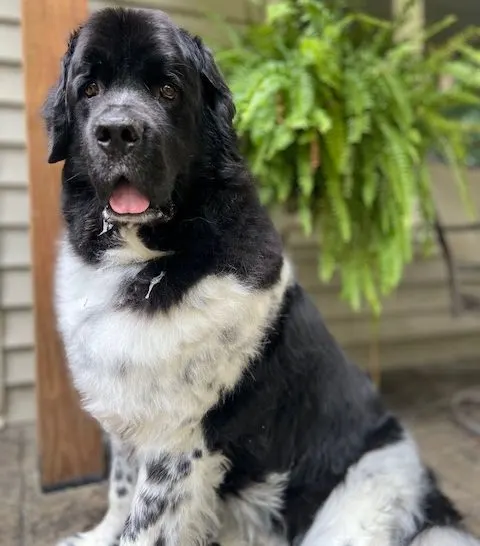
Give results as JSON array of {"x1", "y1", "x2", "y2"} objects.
[{"x1": 44, "y1": 8, "x2": 478, "y2": 546}]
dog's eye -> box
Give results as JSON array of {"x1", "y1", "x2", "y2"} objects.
[
  {"x1": 84, "y1": 81, "x2": 100, "y2": 98},
  {"x1": 159, "y1": 84, "x2": 177, "y2": 100}
]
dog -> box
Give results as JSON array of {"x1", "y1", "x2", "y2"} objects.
[{"x1": 43, "y1": 7, "x2": 479, "y2": 546}]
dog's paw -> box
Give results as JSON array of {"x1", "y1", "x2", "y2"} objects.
[{"x1": 56, "y1": 531, "x2": 120, "y2": 546}]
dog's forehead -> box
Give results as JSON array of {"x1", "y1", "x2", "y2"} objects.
[{"x1": 74, "y1": 8, "x2": 189, "y2": 67}]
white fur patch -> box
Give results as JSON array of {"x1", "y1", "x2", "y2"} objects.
[
  {"x1": 218, "y1": 473, "x2": 289, "y2": 546},
  {"x1": 105, "y1": 226, "x2": 173, "y2": 265},
  {"x1": 55, "y1": 229, "x2": 292, "y2": 451},
  {"x1": 411, "y1": 527, "x2": 480, "y2": 546},
  {"x1": 301, "y1": 437, "x2": 426, "y2": 546}
]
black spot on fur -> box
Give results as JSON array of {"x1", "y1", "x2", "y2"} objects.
[
  {"x1": 183, "y1": 360, "x2": 196, "y2": 385},
  {"x1": 155, "y1": 537, "x2": 166, "y2": 546},
  {"x1": 169, "y1": 493, "x2": 185, "y2": 513},
  {"x1": 123, "y1": 491, "x2": 169, "y2": 539},
  {"x1": 177, "y1": 456, "x2": 192, "y2": 478},
  {"x1": 220, "y1": 327, "x2": 238, "y2": 344},
  {"x1": 147, "y1": 456, "x2": 170, "y2": 483},
  {"x1": 122, "y1": 515, "x2": 136, "y2": 541},
  {"x1": 147, "y1": 454, "x2": 191, "y2": 484},
  {"x1": 140, "y1": 491, "x2": 168, "y2": 527},
  {"x1": 116, "y1": 486, "x2": 128, "y2": 498},
  {"x1": 192, "y1": 449, "x2": 203, "y2": 459}
]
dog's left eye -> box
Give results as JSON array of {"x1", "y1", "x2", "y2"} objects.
[
  {"x1": 158, "y1": 84, "x2": 177, "y2": 101},
  {"x1": 84, "y1": 81, "x2": 100, "y2": 98}
]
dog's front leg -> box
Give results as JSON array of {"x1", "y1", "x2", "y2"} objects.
[
  {"x1": 120, "y1": 449, "x2": 225, "y2": 546},
  {"x1": 57, "y1": 438, "x2": 138, "y2": 546}
]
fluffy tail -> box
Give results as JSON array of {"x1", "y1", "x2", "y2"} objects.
[{"x1": 411, "y1": 527, "x2": 480, "y2": 545}]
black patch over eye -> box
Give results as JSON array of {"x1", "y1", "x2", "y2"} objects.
[{"x1": 84, "y1": 81, "x2": 100, "y2": 98}]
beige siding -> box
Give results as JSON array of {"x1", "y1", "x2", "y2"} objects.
[
  {"x1": 0, "y1": 229, "x2": 30, "y2": 268},
  {"x1": 0, "y1": 108, "x2": 24, "y2": 146},
  {"x1": 5, "y1": 385, "x2": 36, "y2": 423},
  {"x1": 0, "y1": 65, "x2": 24, "y2": 106},
  {"x1": 0, "y1": 149, "x2": 28, "y2": 186},
  {"x1": 1, "y1": 269, "x2": 32, "y2": 308},
  {"x1": 0, "y1": 24, "x2": 21, "y2": 64},
  {"x1": 0, "y1": 188, "x2": 29, "y2": 227}
]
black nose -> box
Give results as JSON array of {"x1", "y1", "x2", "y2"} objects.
[{"x1": 94, "y1": 118, "x2": 144, "y2": 154}]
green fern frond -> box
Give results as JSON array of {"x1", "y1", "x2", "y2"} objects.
[{"x1": 217, "y1": 0, "x2": 480, "y2": 314}]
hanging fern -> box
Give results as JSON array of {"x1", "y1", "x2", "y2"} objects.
[{"x1": 215, "y1": 0, "x2": 480, "y2": 314}]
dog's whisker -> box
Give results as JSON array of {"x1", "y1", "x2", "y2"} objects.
[{"x1": 63, "y1": 172, "x2": 83, "y2": 184}]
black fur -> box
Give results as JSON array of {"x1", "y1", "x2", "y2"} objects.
[
  {"x1": 125, "y1": 491, "x2": 168, "y2": 539},
  {"x1": 44, "y1": 7, "x2": 467, "y2": 545}
]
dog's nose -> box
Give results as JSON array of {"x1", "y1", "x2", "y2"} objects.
[{"x1": 94, "y1": 118, "x2": 143, "y2": 154}]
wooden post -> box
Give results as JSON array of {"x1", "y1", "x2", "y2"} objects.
[{"x1": 21, "y1": 0, "x2": 106, "y2": 491}]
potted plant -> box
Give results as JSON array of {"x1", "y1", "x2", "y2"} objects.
[{"x1": 215, "y1": 0, "x2": 480, "y2": 314}]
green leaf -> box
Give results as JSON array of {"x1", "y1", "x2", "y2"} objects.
[
  {"x1": 284, "y1": 68, "x2": 316, "y2": 130},
  {"x1": 267, "y1": 1, "x2": 295, "y2": 25}
]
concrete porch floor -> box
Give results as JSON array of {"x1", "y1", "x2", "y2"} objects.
[{"x1": 1, "y1": 368, "x2": 479, "y2": 545}]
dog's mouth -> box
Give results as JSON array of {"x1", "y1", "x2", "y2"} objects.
[
  {"x1": 109, "y1": 180, "x2": 150, "y2": 215},
  {"x1": 103, "y1": 178, "x2": 174, "y2": 225}
]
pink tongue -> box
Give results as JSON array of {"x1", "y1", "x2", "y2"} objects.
[{"x1": 109, "y1": 183, "x2": 150, "y2": 214}]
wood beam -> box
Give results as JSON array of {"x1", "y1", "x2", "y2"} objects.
[{"x1": 21, "y1": 0, "x2": 106, "y2": 491}]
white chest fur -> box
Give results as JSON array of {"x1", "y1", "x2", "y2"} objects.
[{"x1": 55, "y1": 232, "x2": 290, "y2": 451}]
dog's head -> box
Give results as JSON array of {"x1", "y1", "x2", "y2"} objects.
[{"x1": 43, "y1": 8, "x2": 235, "y2": 225}]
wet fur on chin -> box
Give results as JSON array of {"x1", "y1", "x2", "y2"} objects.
[{"x1": 48, "y1": 8, "x2": 479, "y2": 546}]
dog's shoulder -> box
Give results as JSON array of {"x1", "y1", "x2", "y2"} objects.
[{"x1": 204, "y1": 283, "x2": 398, "y2": 476}]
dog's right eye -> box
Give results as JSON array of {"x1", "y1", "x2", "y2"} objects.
[{"x1": 84, "y1": 81, "x2": 100, "y2": 98}]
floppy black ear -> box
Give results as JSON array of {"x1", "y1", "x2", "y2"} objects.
[
  {"x1": 42, "y1": 29, "x2": 80, "y2": 164},
  {"x1": 193, "y1": 36, "x2": 236, "y2": 127}
]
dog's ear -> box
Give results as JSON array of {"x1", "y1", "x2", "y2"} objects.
[
  {"x1": 193, "y1": 36, "x2": 236, "y2": 127},
  {"x1": 42, "y1": 28, "x2": 80, "y2": 164}
]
